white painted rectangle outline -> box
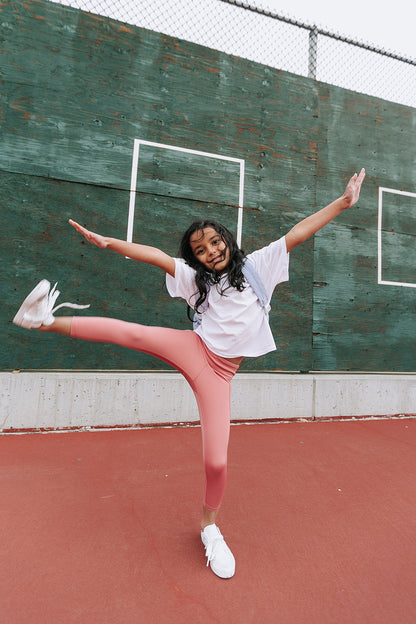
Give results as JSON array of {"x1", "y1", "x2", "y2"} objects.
[
  {"x1": 378, "y1": 186, "x2": 416, "y2": 288},
  {"x1": 127, "y1": 139, "x2": 245, "y2": 247}
]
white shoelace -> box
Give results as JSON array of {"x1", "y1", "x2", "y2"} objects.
[
  {"x1": 49, "y1": 283, "x2": 90, "y2": 314},
  {"x1": 204, "y1": 534, "x2": 226, "y2": 567}
]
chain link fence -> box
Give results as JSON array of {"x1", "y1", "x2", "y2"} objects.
[{"x1": 52, "y1": 0, "x2": 415, "y2": 108}]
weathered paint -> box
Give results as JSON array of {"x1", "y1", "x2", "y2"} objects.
[
  {"x1": 1, "y1": 0, "x2": 416, "y2": 373},
  {"x1": 313, "y1": 91, "x2": 416, "y2": 370}
]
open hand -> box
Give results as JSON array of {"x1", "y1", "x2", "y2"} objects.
[
  {"x1": 69, "y1": 219, "x2": 109, "y2": 248},
  {"x1": 342, "y1": 168, "x2": 366, "y2": 209}
]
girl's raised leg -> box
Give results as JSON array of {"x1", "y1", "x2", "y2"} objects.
[{"x1": 38, "y1": 317, "x2": 72, "y2": 335}]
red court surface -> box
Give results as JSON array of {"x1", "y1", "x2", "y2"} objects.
[{"x1": 1, "y1": 418, "x2": 416, "y2": 624}]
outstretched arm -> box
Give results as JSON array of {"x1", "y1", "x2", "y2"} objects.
[
  {"x1": 69, "y1": 220, "x2": 176, "y2": 276},
  {"x1": 285, "y1": 168, "x2": 365, "y2": 252}
]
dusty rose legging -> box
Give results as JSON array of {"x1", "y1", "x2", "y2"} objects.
[{"x1": 70, "y1": 317, "x2": 239, "y2": 511}]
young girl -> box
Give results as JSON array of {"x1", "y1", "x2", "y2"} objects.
[{"x1": 13, "y1": 168, "x2": 365, "y2": 579}]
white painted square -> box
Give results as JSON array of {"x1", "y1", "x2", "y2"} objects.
[
  {"x1": 378, "y1": 186, "x2": 416, "y2": 288},
  {"x1": 127, "y1": 139, "x2": 245, "y2": 246}
]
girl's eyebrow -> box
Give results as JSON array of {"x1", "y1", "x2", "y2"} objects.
[
  {"x1": 192, "y1": 240, "x2": 205, "y2": 250},
  {"x1": 190, "y1": 230, "x2": 219, "y2": 250}
]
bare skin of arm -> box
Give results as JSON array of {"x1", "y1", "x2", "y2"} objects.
[{"x1": 69, "y1": 220, "x2": 176, "y2": 276}]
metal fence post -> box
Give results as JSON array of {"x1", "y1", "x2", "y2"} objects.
[{"x1": 308, "y1": 26, "x2": 318, "y2": 79}]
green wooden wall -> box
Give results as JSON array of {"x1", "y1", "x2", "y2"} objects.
[{"x1": 2, "y1": 0, "x2": 416, "y2": 372}]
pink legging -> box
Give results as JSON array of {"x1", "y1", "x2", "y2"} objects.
[{"x1": 70, "y1": 317, "x2": 239, "y2": 511}]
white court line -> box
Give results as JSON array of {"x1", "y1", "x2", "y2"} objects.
[
  {"x1": 378, "y1": 186, "x2": 416, "y2": 288},
  {"x1": 127, "y1": 139, "x2": 245, "y2": 247}
]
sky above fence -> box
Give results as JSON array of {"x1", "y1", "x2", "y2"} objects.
[{"x1": 254, "y1": 0, "x2": 415, "y2": 59}]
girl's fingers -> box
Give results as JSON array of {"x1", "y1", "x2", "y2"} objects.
[
  {"x1": 69, "y1": 219, "x2": 90, "y2": 238},
  {"x1": 357, "y1": 168, "x2": 366, "y2": 187},
  {"x1": 69, "y1": 219, "x2": 83, "y2": 232}
]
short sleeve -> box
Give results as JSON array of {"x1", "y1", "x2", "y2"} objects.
[
  {"x1": 165, "y1": 258, "x2": 199, "y2": 308},
  {"x1": 247, "y1": 236, "x2": 289, "y2": 297}
]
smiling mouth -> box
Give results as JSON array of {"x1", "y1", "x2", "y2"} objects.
[{"x1": 211, "y1": 256, "x2": 224, "y2": 267}]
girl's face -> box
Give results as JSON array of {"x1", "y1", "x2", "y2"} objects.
[{"x1": 189, "y1": 226, "x2": 230, "y2": 273}]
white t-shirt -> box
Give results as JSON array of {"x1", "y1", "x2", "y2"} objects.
[{"x1": 166, "y1": 236, "x2": 289, "y2": 358}]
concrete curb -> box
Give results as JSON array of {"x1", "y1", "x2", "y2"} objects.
[{"x1": 1, "y1": 371, "x2": 416, "y2": 432}]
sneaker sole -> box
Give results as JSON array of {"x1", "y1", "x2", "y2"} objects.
[
  {"x1": 210, "y1": 560, "x2": 235, "y2": 579},
  {"x1": 13, "y1": 279, "x2": 51, "y2": 329}
]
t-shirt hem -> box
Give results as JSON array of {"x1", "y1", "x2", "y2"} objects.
[{"x1": 197, "y1": 332, "x2": 277, "y2": 358}]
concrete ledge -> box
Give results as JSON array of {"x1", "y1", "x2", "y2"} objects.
[
  {"x1": 1, "y1": 371, "x2": 415, "y2": 432},
  {"x1": 313, "y1": 374, "x2": 416, "y2": 419}
]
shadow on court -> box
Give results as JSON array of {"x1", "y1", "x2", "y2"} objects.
[{"x1": 1, "y1": 418, "x2": 415, "y2": 624}]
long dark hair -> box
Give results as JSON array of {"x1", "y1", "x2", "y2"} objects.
[{"x1": 179, "y1": 220, "x2": 246, "y2": 319}]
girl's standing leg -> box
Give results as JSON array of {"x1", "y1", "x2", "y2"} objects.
[
  {"x1": 189, "y1": 352, "x2": 237, "y2": 526},
  {"x1": 197, "y1": 382, "x2": 232, "y2": 530}
]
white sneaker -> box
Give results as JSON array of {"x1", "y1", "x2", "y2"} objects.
[
  {"x1": 201, "y1": 524, "x2": 235, "y2": 579},
  {"x1": 13, "y1": 279, "x2": 90, "y2": 329}
]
